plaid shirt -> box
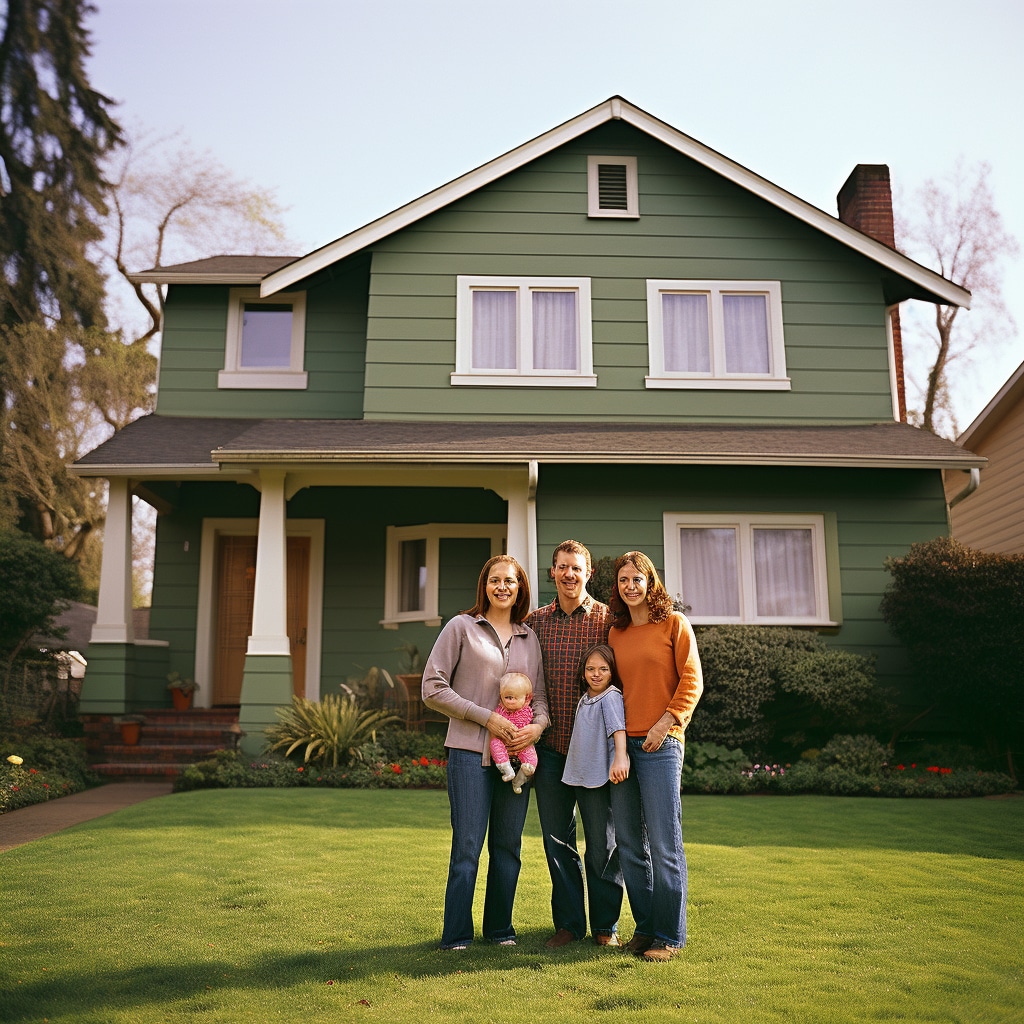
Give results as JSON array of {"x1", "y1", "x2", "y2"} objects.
[{"x1": 526, "y1": 595, "x2": 611, "y2": 755}]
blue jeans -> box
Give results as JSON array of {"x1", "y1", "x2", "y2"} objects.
[
  {"x1": 533, "y1": 747, "x2": 623, "y2": 938},
  {"x1": 609, "y1": 736, "x2": 687, "y2": 947},
  {"x1": 442, "y1": 747, "x2": 531, "y2": 948}
]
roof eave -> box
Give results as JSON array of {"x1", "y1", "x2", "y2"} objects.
[
  {"x1": 127, "y1": 271, "x2": 269, "y2": 285},
  {"x1": 260, "y1": 96, "x2": 971, "y2": 309}
]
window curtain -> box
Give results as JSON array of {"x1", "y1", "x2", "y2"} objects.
[
  {"x1": 532, "y1": 290, "x2": 578, "y2": 370},
  {"x1": 753, "y1": 528, "x2": 815, "y2": 617},
  {"x1": 399, "y1": 538, "x2": 428, "y2": 613},
  {"x1": 662, "y1": 293, "x2": 710, "y2": 372},
  {"x1": 722, "y1": 294, "x2": 770, "y2": 374},
  {"x1": 241, "y1": 305, "x2": 293, "y2": 367},
  {"x1": 472, "y1": 290, "x2": 517, "y2": 369},
  {"x1": 678, "y1": 527, "x2": 739, "y2": 616}
]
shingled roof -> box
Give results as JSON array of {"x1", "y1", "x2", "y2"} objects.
[{"x1": 72, "y1": 415, "x2": 984, "y2": 474}]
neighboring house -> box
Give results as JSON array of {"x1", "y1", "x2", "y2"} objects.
[
  {"x1": 944, "y1": 359, "x2": 1024, "y2": 553},
  {"x1": 73, "y1": 97, "x2": 979, "y2": 751}
]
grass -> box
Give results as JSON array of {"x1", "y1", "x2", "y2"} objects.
[{"x1": 2, "y1": 790, "x2": 1022, "y2": 1024}]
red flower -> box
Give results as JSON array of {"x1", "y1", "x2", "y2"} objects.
[
  {"x1": 419, "y1": 756, "x2": 429, "y2": 766},
  {"x1": 390, "y1": 764, "x2": 402, "y2": 774},
  {"x1": 297, "y1": 766, "x2": 304, "y2": 772},
  {"x1": 29, "y1": 768, "x2": 37, "y2": 774},
  {"x1": 896, "y1": 764, "x2": 905, "y2": 771},
  {"x1": 940, "y1": 767, "x2": 952, "y2": 775}
]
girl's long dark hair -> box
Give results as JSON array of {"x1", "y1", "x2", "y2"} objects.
[{"x1": 575, "y1": 643, "x2": 623, "y2": 694}]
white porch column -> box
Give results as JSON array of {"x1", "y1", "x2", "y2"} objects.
[
  {"x1": 504, "y1": 463, "x2": 539, "y2": 606},
  {"x1": 248, "y1": 469, "x2": 291, "y2": 655},
  {"x1": 91, "y1": 477, "x2": 135, "y2": 643}
]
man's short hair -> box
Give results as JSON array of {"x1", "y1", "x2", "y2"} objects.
[{"x1": 551, "y1": 539, "x2": 592, "y2": 574}]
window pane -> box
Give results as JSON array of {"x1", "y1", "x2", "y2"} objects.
[
  {"x1": 241, "y1": 304, "x2": 292, "y2": 367},
  {"x1": 722, "y1": 294, "x2": 770, "y2": 374},
  {"x1": 472, "y1": 290, "x2": 517, "y2": 369},
  {"x1": 753, "y1": 528, "x2": 816, "y2": 617},
  {"x1": 678, "y1": 527, "x2": 739, "y2": 616},
  {"x1": 532, "y1": 290, "x2": 578, "y2": 370},
  {"x1": 662, "y1": 293, "x2": 710, "y2": 372},
  {"x1": 399, "y1": 538, "x2": 427, "y2": 613}
]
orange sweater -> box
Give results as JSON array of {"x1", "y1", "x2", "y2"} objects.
[{"x1": 609, "y1": 613, "x2": 703, "y2": 741}]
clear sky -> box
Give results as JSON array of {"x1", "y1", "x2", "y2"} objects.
[{"x1": 85, "y1": 0, "x2": 1024, "y2": 429}]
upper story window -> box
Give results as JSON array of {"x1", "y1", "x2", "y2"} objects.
[
  {"x1": 662, "y1": 512, "x2": 835, "y2": 626},
  {"x1": 646, "y1": 280, "x2": 789, "y2": 390},
  {"x1": 218, "y1": 287, "x2": 308, "y2": 389},
  {"x1": 588, "y1": 155, "x2": 639, "y2": 218},
  {"x1": 452, "y1": 276, "x2": 596, "y2": 387}
]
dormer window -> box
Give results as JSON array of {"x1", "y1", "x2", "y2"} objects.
[
  {"x1": 218, "y1": 287, "x2": 308, "y2": 389},
  {"x1": 588, "y1": 155, "x2": 639, "y2": 218}
]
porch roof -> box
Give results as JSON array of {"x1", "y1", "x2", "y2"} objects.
[{"x1": 72, "y1": 415, "x2": 984, "y2": 475}]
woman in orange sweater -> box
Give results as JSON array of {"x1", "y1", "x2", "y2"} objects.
[{"x1": 608, "y1": 550, "x2": 703, "y2": 962}]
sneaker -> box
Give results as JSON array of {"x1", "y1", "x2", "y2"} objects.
[
  {"x1": 544, "y1": 928, "x2": 577, "y2": 949},
  {"x1": 641, "y1": 942, "x2": 679, "y2": 963},
  {"x1": 441, "y1": 943, "x2": 468, "y2": 951},
  {"x1": 497, "y1": 938, "x2": 517, "y2": 946},
  {"x1": 625, "y1": 933, "x2": 654, "y2": 955},
  {"x1": 593, "y1": 933, "x2": 621, "y2": 947}
]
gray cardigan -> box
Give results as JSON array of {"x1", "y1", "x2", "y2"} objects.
[{"x1": 421, "y1": 613, "x2": 548, "y2": 758}]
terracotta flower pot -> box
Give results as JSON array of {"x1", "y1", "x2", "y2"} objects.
[
  {"x1": 170, "y1": 687, "x2": 193, "y2": 711},
  {"x1": 119, "y1": 722, "x2": 142, "y2": 745}
]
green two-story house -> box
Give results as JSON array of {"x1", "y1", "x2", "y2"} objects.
[{"x1": 74, "y1": 97, "x2": 978, "y2": 750}]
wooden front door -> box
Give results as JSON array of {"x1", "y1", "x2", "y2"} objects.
[{"x1": 213, "y1": 535, "x2": 310, "y2": 705}]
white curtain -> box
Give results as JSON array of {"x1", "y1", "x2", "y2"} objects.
[
  {"x1": 753, "y1": 528, "x2": 815, "y2": 617},
  {"x1": 241, "y1": 305, "x2": 293, "y2": 367},
  {"x1": 472, "y1": 290, "x2": 517, "y2": 369},
  {"x1": 679, "y1": 527, "x2": 739, "y2": 616},
  {"x1": 722, "y1": 294, "x2": 770, "y2": 374},
  {"x1": 662, "y1": 293, "x2": 710, "y2": 372},
  {"x1": 532, "y1": 290, "x2": 578, "y2": 370}
]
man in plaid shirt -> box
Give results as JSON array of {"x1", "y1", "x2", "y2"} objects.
[{"x1": 526, "y1": 540, "x2": 623, "y2": 948}]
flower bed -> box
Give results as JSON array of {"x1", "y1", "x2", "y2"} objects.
[{"x1": 1, "y1": 736, "x2": 99, "y2": 813}]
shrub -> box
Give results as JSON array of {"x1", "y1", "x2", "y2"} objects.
[
  {"x1": 881, "y1": 536, "x2": 1024, "y2": 773},
  {"x1": 0, "y1": 732, "x2": 98, "y2": 813},
  {"x1": 689, "y1": 626, "x2": 881, "y2": 751},
  {"x1": 817, "y1": 734, "x2": 890, "y2": 775},
  {"x1": 265, "y1": 694, "x2": 400, "y2": 767}
]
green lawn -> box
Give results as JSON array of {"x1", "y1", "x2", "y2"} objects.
[{"x1": 2, "y1": 790, "x2": 1022, "y2": 1023}]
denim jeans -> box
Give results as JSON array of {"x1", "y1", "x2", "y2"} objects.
[
  {"x1": 441, "y1": 746, "x2": 531, "y2": 948},
  {"x1": 609, "y1": 736, "x2": 687, "y2": 947},
  {"x1": 533, "y1": 746, "x2": 623, "y2": 938}
]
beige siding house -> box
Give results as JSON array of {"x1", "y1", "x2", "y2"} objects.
[{"x1": 945, "y1": 359, "x2": 1024, "y2": 553}]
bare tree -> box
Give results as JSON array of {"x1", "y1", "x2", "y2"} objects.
[
  {"x1": 100, "y1": 130, "x2": 295, "y2": 346},
  {"x1": 896, "y1": 160, "x2": 1020, "y2": 437}
]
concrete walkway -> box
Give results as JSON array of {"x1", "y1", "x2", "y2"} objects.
[{"x1": 0, "y1": 781, "x2": 174, "y2": 852}]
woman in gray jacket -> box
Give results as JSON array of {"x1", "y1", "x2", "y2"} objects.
[{"x1": 422, "y1": 554, "x2": 548, "y2": 950}]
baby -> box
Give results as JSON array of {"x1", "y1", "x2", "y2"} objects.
[{"x1": 489, "y1": 671, "x2": 538, "y2": 794}]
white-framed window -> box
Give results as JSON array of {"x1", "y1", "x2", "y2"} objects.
[
  {"x1": 588, "y1": 155, "x2": 639, "y2": 218},
  {"x1": 218, "y1": 287, "x2": 308, "y2": 389},
  {"x1": 646, "y1": 280, "x2": 789, "y2": 390},
  {"x1": 383, "y1": 523, "x2": 506, "y2": 626},
  {"x1": 452, "y1": 276, "x2": 596, "y2": 387},
  {"x1": 663, "y1": 513, "x2": 835, "y2": 625}
]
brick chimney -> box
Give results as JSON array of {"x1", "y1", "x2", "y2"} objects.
[{"x1": 837, "y1": 164, "x2": 906, "y2": 422}]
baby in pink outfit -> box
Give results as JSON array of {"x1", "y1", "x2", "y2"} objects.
[{"x1": 489, "y1": 671, "x2": 538, "y2": 794}]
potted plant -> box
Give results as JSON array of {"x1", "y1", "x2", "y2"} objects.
[
  {"x1": 394, "y1": 642, "x2": 426, "y2": 730},
  {"x1": 114, "y1": 714, "x2": 146, "y2": 745},
  {"x1": 166, "y1": 671, "x2": 200, "y2": 710}
]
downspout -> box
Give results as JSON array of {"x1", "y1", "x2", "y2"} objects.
[
  {"x1": 527, "y1": 460, "x2": 539, "y2": 606},
  {"x1": 947, "y1": 468, "x2": 980, "y2": 509}
]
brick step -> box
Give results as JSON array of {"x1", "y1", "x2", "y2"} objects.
[{"x1": 92, "y1": 762, "x2": 186, "y2": 779}]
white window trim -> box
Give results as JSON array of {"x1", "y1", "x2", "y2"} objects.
[
  {"x1": 218, "y1": 287, "x2": 308, "y2": 389},
  {"x1": 452, "y1": 276, "x2": 596, "y2": 387},
  {"x1": 662, "y1": 512, "x2": 835, "y2": 626},
  {"x1": 645, "y1": 280, "x2": 789, "y2": 390},
  {"x1": 382, "y1": 523, "x2": 506, "y2": 627},
  {"x1": 587, "y1": 155, "x2": 639, "y2": 218}
]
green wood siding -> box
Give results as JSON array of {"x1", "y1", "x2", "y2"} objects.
[
  {"x1": 155, "y1": 263, "x2": 369, "y2": 418},
  {"x1": 361, "y1": 121, "x2": 896, "y2": 423}
]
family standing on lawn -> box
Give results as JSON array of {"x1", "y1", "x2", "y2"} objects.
[{"x1": 421, "y1": 541, "x2": 704, "y2": 962}]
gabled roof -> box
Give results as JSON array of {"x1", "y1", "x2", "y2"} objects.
[
  {"x1": 260, "y1": 96, "x2": 970, "y2": 309},
  {"x1": 128, "y1": 255, "x2": 299, "y2": 285},
  {"x1": 957, "y1": 359, "x2": 1024, "y2": 449},
  {"x1": 71, "y1": 415, "x2": 984, "y2": 475}
]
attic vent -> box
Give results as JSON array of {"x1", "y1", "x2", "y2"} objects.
[
  {"x1": 597, "y1": 163, "x2": 629, "y2": 210},
  {"x1": 587, "y1": 155, "x2": 638, "y2": 218}
]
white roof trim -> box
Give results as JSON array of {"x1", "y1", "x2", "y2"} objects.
[
  {"x1": 261, "y1": 96, "x2": 971, "y2": 309},
  {"x1": 128, "y1": 271, "x2": 270, "y2": 285}
]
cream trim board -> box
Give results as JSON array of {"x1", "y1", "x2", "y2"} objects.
[
  {"x1": 383, "y1": 523, "x2": 506, "y2": 626},
  {"x1": 454, "y1": 276, "x2": 594, "y2": 385},
  {"x1": 646, "y1": 280, "x2": 789, "y2": 388},
  {"x1": 195, "y1": 518, "x2": 325, "y2": 704},
  {"x1": 219, "y1": 288, "x2": 308, "y2": 390},
  {"x1": 662, "y1": 512, "x2": 835, "y2": 626},
  {"x1": 587, "y1": 155, "x2": 639, "y2": 218}
]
